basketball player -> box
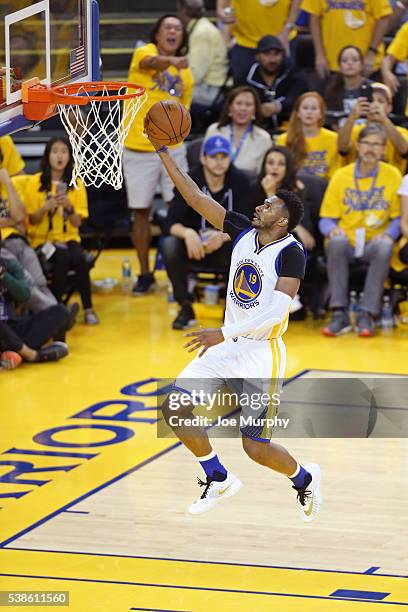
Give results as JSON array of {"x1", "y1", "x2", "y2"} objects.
[{"x1": 145, "y1": 123, "x2": 321, "y2": 521}]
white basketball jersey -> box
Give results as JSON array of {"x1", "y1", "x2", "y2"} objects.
[{"x1": 225, "y1": 229, "x2": 302, "y2": 340}]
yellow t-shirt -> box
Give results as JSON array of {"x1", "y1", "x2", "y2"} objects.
[
  {"x1": 277, "y1": 127, "x2": 341, "y2": 180},
  {"x1": 0, "y1": 136, "x2": 25, "y2": 175},
  {"x1": 0, "y1": 176, "x2": 28, "y2": 240},
  {"x1": 386, "y1": 22, "x2": 408, "y2": 116},
  {"x1": 300, "y1": 0, "x2": 392, "y2": 72},
  {"x1": 347, "y1": 123, "x2": 408, "y2": 174},
  {"x1": 14, "y1": 172, "x2": 88, "y2": 248},
  {"x1": 231, "y1": 0, "x2": 293, "y2": 48},
  {"x1": 124, "y1": 43, "x2": 193, "y2": 153},
  {"x1": 320, "y1": 161, "x2": 401, "y2": 245}
]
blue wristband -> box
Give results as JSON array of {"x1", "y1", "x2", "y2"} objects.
[{"x1": 156, "y1": 146, "x2": 168, "y2": 154}]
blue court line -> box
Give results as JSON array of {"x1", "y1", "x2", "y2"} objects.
[
  {"x1": 63, "y1": 510, "x2": 89, "y2": 515},
  {"x1": 0, "y1": 372, "x2": 308, "y2": 551},
  {"x1": 3, "y1": 550, "x2": 408, "y2": 580},
  {"x1": 365, "y1": 568, "x2": 382, "y2": 575},
  {"x1": 331, "y1": 589, "x2": 390, "y2": 601},
  {"x1": 0, "y1": 440, "x2": 181, "y2": 548},
  {"x1": 1, "y1": 573, "x2": 408, "y2": 606}
]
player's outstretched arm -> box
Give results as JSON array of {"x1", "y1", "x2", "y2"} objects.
[{"x1": 144, "y1": 121, "x2": 226, "y2": 230}]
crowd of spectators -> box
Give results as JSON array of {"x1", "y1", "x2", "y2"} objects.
[{"x1": 2, "y1": 0, "x2": 408, "y2": 369}]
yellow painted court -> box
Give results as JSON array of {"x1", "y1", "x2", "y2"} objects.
[{"x1": 1, "y1": 249, "x2": 407, "y2": 611}]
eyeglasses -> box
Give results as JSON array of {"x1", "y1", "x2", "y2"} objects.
[{"x1": 358, "y1": 141, "x2": 384, "y2": 148}]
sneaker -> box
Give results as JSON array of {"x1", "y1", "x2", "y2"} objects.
[
  {"x1": 132, "y1": 273, "x2": 155, "y2": 296},
  {"x1": 356, "y1": 311, "x2": 375, "y2": 337},
  {"x1": 188, "y1": 470, "x2": 243, "y2": 515},
  {"x1": 84, "y1": 310, "x2": 100, "y2": 325},
  {"x1": 172, "y1": 304, "x2": 196, "y2": 330},
  {"x1": 35, "y1": 342, "x2": 69, "y2": 363},
  {"x1": 0, "y1": 351, "x2": 22, "y2": 370},
  {"x1": 293, "y1": 463, "x2": 322, "y2": 523},
  {"x1": 322, "y1": 310, "x2": 352, "y2": 337}
]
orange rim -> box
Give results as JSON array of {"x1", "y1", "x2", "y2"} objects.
[
  {"x1": 22, "y1": 78, "x2": 146, "y2": 121},
  {"x1": 52, "y1": 81, "x2": 146, "y2": 104}
]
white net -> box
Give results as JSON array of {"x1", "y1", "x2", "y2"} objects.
[{"x1": 57, "y1": 83, "x2": 147, "y2": 190}]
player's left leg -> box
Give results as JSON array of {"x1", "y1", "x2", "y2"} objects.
[
  {"x1": 239, "y1": 337, "x2": 321, "y2": 522},
  {"x1": 241, "y1": 436, "x2": 321, "y2": 522}
]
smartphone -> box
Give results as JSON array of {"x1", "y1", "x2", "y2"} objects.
[
  {"x1": 360, "y1": 83, "x2": 373, "y2": 103},
  {"x1": 56, "y1": 182, "x2": 68, "y2": 196}
]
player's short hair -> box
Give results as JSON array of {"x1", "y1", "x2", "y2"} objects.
[
  {"x1": 276, "y1": 189, "x2": 304, "y2": 232},
  {"x1": 357, "y1": 123, "x2": 387, "y2": 144}
]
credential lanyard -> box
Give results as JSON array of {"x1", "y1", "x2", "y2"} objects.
[
  {"x1": 229, "y1": 124, "x2": 251, "y2": 163},
  {"x1": 201, "y1": 186, "x2": 233, "y2": 231}
]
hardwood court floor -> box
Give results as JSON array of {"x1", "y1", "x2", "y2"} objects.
[{"x1": 1, "y1": 249, "x2": 407, "y2": 611}]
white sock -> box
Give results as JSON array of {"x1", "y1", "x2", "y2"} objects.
[
  {"x1": 288, "y1": 463, "x2": 300, "y2": 479},
  {"x1": 198, "y1": 449, "x2": 216, "y2": 462}
]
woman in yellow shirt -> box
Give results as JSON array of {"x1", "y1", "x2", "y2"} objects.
[
  {"x1": 22, "y1": 138, "x2": 99, "y2": 325},
  {"x1": 277, "y1": 92, "x2": 340, "y2": 181}
]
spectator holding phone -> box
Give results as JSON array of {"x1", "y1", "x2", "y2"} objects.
[
  {"x1": 337, "y1": 82, "x2": 408, "y2": 173},
  {"x1": 15, "y1": 137, "x2": 99, "y2": 325},
  {"x1": 325, "y1": 46, "x2": 373, "y2": 128}
]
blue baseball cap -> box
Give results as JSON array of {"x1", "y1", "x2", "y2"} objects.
[{"x1": 203, "y1": 135, "x2": 231, "y2": 157}]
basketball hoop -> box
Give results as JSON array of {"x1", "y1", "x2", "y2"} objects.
[{"x1": 22, "y1": 79, "x2": 147, "y2": 189}]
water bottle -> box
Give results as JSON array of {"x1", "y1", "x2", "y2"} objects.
[
  {"x1": 348, "y1": 290, "x2": 358, "y2": 328},
  {"x1": 121, "y1": 257, "x2": 132, "y2": 292},
  {"x1": 380, "y1": 295, "x2": 394, "y2": 330},
  {"x1": 167, "y1": 282, "x2": 175, "y2": 303},
  {"x1": 204, "y1": 285, "x2": 219, "y2": 305}
]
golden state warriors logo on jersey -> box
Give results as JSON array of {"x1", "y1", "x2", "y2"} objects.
[{"x1": 232, "y1": 263, "x2": 262, "y2": 304}]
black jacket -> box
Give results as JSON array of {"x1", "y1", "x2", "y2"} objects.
[
  {"x1": 164, "y1": 164, "x2": 254, "y2": 235},
  {"x1": 246, "y1": 61, "x2": 309, "y2": 128}
]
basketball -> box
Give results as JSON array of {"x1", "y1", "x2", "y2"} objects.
[{"x1": 145, "y1": 101, "x2": 192, "y2": 146}]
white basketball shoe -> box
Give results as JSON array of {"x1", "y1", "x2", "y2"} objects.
[
  {"x1": 292, "y1": 463, "x2": 322, "y2": 522},
  {"x1": 188, "y1": 470, "x2": 243, "y2": 515}
]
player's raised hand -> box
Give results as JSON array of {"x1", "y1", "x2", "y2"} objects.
[
  {"x1": 184, "y1": 327, "x2": 224, "y2": 357},
  {"x1": 143, "y1": 116, "x2": 163, "y2": 151}
]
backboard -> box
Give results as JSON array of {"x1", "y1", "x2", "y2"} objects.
[{"x1": 0, "y1": 0, "x2": 99, "y2": 136}]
